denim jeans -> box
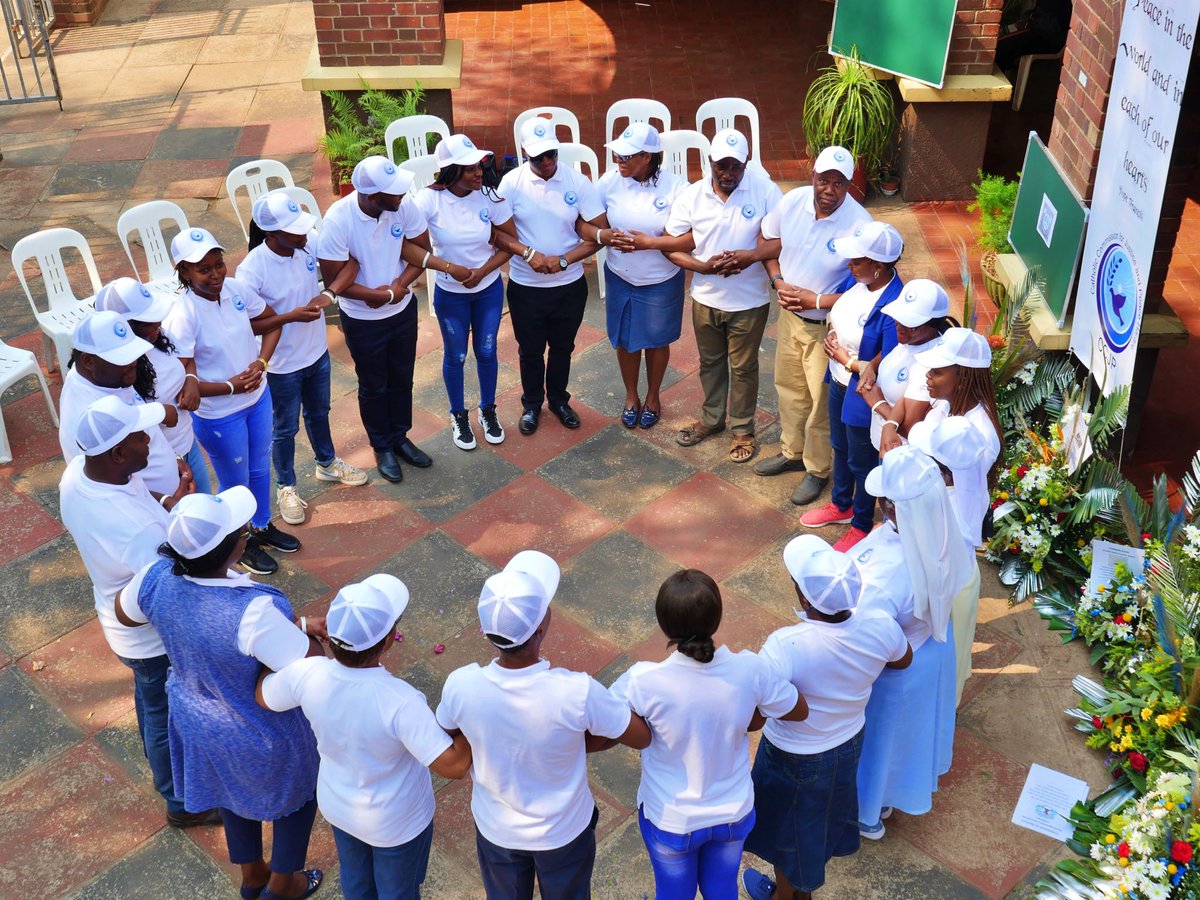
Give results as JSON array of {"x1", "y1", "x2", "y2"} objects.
[
  {"x1": 475, "y1": 806, "x2": 598, "y2": 900},
  {"x1": 220, "y1": 795, "x2": 318, "y2": 873},
  {"x1": 191, "y1": 389, "x2": 273, "y2": 528},
  {"x1": 266, "y1": 351, "x2": 336, "y2": 486},
  {"x1": 340, "y1": 302, "x2": 417, "y2": 452},
  {"x1": 116, "y1": 653, "x2": 185, "y2": 815},
  {"x1": 332, "y1": 819, "x2": 434, "y2": 900},
  {"x1": 828, "y1": 379, "x2": 878, "y2": 531},
  {"x1": 433, "y1": 279, "x2": 503, "y2": 414},
  {"x1": 183, "y1": 437, "x2": 213, "y2": 495},
  {"x1": 637, "y1": 806, "x2": 755, "y2": 900}
]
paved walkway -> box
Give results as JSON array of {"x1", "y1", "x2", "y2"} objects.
[{"x1": 0, "y1": 0, "x2": 1179, "y2": 897}]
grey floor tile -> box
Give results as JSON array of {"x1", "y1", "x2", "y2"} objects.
[
  {"x1": 71, "y1": 829, "x2": 236, "y2": 899},
  {"x1": 150, "y1": 126, "x2": 241, "y2": 161},
  {"x1": 564, "y1": 339, "x2": 684, "y2": 418},
  {"x1": 45, "y1": 161, "x2": 144, "y2": 199},
  {"x1": 0, "y1": 666, "x2": 82, "y2": 781},
  {"x1": 0, "y1": 534, "x2": 96, "y2": 656}
]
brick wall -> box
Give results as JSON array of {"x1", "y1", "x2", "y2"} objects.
[
  {"x1": 312, "y1": 0, "x2": 446, "y2": 67},
  {"x1": 50, "y1": 0, "x2": 109, "y2": 26},
  {"x1": 947, "y1": 0, "x2": 1003, "y2": 76}
]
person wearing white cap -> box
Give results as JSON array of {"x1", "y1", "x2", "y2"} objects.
[
  {"x1": 571, "y1": 122, "x2": 687, "y2": 430},
  {"x1": 59, "y1": 310, "x2": 191, "y2": 500},
  {"x1": 491, "y1": 118, "x2": 607, "y2": 436},
  {"x1": 435, "y1": 550, "x2": 650, "y2": 899},
  {"x1": 58, "y1": 394, "x2": 216, "y2": 829},
  {"x1": 856, "y1": 278, "x2": 958, "y2": 452},
  {"x1": 754, "y1": 146, "x2": 873, "y2": 506},
  {"x1": 95, "y1": 277, "x2": 214, "y2": 496},
  {"x1": 799, "y1": 221, "x2": 906, "y2": 552},
  {"x1": 610, "y1": 569, "x2": 805, "y2": 900},
  {"x1": 317, "y1": 155, "x2": 444, "y2": 483},
  {"x1": 259, "y1": 574, "x2": 472, "y2": 900},
  {"x1": 741, "y1": 534, "x2": 911, "y2": 900},
  {"x1": 116, "y1": 486, "x2": 325, "y2": 900},
  {"x1": 165, "y1": 226, "x2": 301, "y2": 577},
  {"x1": 237, "y1": 190, "x2": 368, "y2": 526},
  {"x1": 411, "y1": 134, "x2": 519, "y2": 451}
]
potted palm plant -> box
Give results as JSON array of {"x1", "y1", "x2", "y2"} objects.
[
  {"x1": 967, "y1": 170, "x2": 1019, "y2": 303},
  {"x1": 318, "y1": 80, "x2": 425, "y2": 194}
]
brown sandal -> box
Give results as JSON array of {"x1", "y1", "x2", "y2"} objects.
[
  {"x1": 676, "y1": 421, "x2": 726, "y2": 447},
  {"x1": 729, "y1": 434, "x2": 757, "y2": 463}
]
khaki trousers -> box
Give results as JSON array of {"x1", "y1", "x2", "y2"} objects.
[
  {"x1": 691, "y1": 301, "x2": 770, "y2": 436},
  {"x1": 775, "y1": 311, "x2": 833, "y2": 478}
]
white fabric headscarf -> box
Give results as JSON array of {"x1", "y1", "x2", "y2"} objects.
[
  {"x1": 908, "y1": 415, "x2": 994, "y2": 547},
  {"x1": 865, "y1": 445, "x2": 974, "y2": 642}
]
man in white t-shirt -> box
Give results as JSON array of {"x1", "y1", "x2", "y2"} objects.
[
  {"x1": 756, "y1": 146, "x2": 872, "y2": 506},
  {"x1": 741, "y1": 534, "x2": 911, "y2": 900},
  {"x1": 58, "y1": 395, "x2": 216, "y2": 829},
  {"x1": 435, "y1": 551, "x2": 650, "y2": 900}
]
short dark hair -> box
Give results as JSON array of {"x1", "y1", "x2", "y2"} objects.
[
  {"x1": 484, "y1": 632, "x2": 533, "y2": 654},
  {"x1": 157, "y1": 529, "x2": 241, "y2": 577},
  {"x1": 330, "y1": 629, "x2": 391, "y2": 667},
  {"x1": 655, "y1": 569, "x2": 722, "y2": 663}
]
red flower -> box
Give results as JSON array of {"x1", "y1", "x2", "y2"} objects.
[
  {"x1": 1142, "y1": 533, "x2": 1152, "y2": 542},
  {"x1": 1017, "y1": 466, "x2": 1029, "y2": 478},
  {"x1": 1092, "y1": 716, "x2": 1103, "y2": 729},
  {"x1": 1172, "y1": 841, "x2": 1193, "y2": 864},
  {"x1": 1128, "y1": 752, "x2": 1147, "y2": 773},
  {"x1": 1118, "y1": 842, "x2": 1131, "y2": 859}
]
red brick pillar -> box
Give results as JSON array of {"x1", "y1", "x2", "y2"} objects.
[
  {"x1": 50, "y1": 0, "x2": 109, "y2": 26},
  {"x1": 947, "y1": 0, "x2": 1004, "y2": 75},
  {"x1": 312, "y1": 0, "x2": 446, "y2": 67}
]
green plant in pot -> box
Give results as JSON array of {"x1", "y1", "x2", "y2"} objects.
[
  {"x1": 802, "y1": 47, "x2": 898, "y2": 200},
  {"x1": 967, "y1": 170, "x2": 1019, "y2": 304},
  {"x1": 318, "y1": 79, "x2": 425, "y2": 194}
]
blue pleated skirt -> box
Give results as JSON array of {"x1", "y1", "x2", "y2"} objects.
[{"x1": 604, "y1": 265, "x2": 685, "y2": 352}]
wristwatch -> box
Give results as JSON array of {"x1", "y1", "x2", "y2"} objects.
[{"x1": 558, "y1": 255, "x2": 569, "y2": 270}]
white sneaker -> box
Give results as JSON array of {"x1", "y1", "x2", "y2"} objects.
[
  {"x1": 276, "y1": 485, "x2": 308, "y2": 525},
  {"x1": 478, "y1": 404, "x2": 505, "y2": 444},
  {"x1": 451, "y1": 410, "x2": 477, "y2": 450},
  {"x1": 315, "y1": 457, "x2": 368, "y2": 485}
]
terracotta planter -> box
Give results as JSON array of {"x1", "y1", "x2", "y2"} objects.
[
  {"x1": 879, "y1": 178, "x2": 900, "y2": 197},
  {"x1": 980, "y1": 248, "x2": 1007, "y2": 304},
  {"x1": 849, "y1": 159, "x2": 869, "y2": 203},
  {"x1": 338, "y1": 182, "x2": 354, "y2": 197}
]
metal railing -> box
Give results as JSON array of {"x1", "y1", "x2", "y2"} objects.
[{"x1": 1, "y1": 0, "x2": 62, "y2": 108}]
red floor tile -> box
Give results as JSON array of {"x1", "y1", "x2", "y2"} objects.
[
  {"x1": 958, "y1": 622, "x2": 1023, "y2": 709},
  {"x1": 62, "y1": 127, "x2": 159, "y2": 163},
  {"x1": 487, "y1": 384, "x2": 609, "y2": 471},
  {"x1": 0, "y1": 389, "x2": 65, "y2": 481},
  {"x1": 0, "y1": 482, "x2": 63, "y2": 566}
]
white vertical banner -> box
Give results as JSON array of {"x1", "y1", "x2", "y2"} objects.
[{"x1": 1069, "y1": 0, "x2": 1198, "y2": 394}]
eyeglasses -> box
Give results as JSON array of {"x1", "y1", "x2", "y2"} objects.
[{"x1": 528, "y1": 149, "x2": 558, "y2": 164}]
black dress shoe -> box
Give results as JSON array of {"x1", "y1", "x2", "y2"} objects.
[
  {"x1": 395, "y1": 438, "x2": 432, "y2": 468},
  {"x1": 375, "y1": 449, "x2": 403, "y2": 483},
  {"x1": 518, "y1": 407, "x2": 540, "y2": 435},
  {"x1": 550, "y1": 403, "x2": 580, "y2": 429},
  {"x1": 167, "y1": 808, "x2": 223, "y2": 829}
]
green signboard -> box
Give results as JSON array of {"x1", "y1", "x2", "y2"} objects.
[{"x1": 830, "y1": 0, "x2": 957, "y2": 88}]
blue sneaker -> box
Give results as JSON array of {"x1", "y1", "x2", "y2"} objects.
[
  {"x1": 859, "y1": 818, "x2": 886, "y2": 840},
  {"x1": 742, "y1": 868, "x2": 775, "y2": 900}
]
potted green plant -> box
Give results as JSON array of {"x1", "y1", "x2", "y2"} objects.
[
  {"x1": 802, "y1": 47, "x2": 898, "y2": 200},
  {"x1": 317, "y1": 79, "x2": 425, "y2": 194},
  {"x1": 967, "y1": 170, "x2": 1019, "y2": 303}
]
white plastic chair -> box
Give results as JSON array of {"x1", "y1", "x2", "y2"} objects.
[
  {"x1": 512, "y1": 107, "x2": 581, "y2": 157},
  {"x1": 384, "y1": 114, "x2": 451, "y2": 164},
  {"x1": 0, "y1": 338, "x2": 59, "y2": 463},
  {"x1": 117, "y1": 200, "x2": 190, "y2": 292},
  {"x1": 660, "y1": 129, "x2": 712, "y2": 182},
  {"x1": 225, "y1": 159, "x2": 296, "y2": 240},
  {"x1": 604, "y1": 98, "x2": 672, "y2": 173},
  {"x1": 695, "y1": 97, "x2": 762, "y2": 169},
  {"x1": 1012, "y1": 49, "x2": 1065, "y2": 111},
  {"x1": 11, "y1": 228, "x2": 102, "y2": 373},
  {"x1": 400, "y1": 155, "x2": 440, "y2": 191},
  {"x1": 276, "y1": 186, "x2": 323, "y2": 229},
  {"x1": 557, "y1": 142, "x2": 600, "y2": 183}
]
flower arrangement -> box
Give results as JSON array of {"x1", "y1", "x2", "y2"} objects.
[{"x1": 1075, "y1": 561, "x2": 1155, "y2": 676}]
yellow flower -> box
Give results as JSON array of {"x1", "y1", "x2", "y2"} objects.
[
  {"x1": 1110, "y1": 742, "x2": 1120, "y2": 752},
  {"x1": 1119, "y1": 857, "x2": 1130, "y2": 867},
  {"x1": 1106, "y1": 833, "x2": 1118, "y2": 844},
  {"x1": 1166, "y1": 802, "x2": 1175, "y2": 810},
  {"x1": 1141, "y1": 708, "x2": 1153, "y2": 720},
  {"x1": 1170, "y1": 864, "x2": 1179, "y2": 874},
  {"x1": 1157, "y1": 713, "x2": 1174, "y2": 728},
  {"x1": 1039, "y1": 497, "x2": 1048, "y2": 506},
  {"x1": 1078, "y1": 539, "x2": 1087, "y2": 547},
  {"x1": 999, "y1": 491, "x2": 1009, "y2": 500},
  {"x1": 1098, "y1": 585, "x2": 1107, "y2": 593}
]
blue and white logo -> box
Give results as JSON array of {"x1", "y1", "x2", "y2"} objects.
[
  {"x1": 534, "y1": 124, "x2": 547, "y2": 137},
  {"x1": 390, "y1": 223, "x2": 404, "y2": 238},
  {"x1": 113, "y1": 321, "x2": 128, "y2": 339},
  {"x1": 305, "y1": 257, "x2": 316, "y2": 272},
  {"x1": 139, "y1": 285, "x2": 152, "y2": 298},
  {"x1": 190, "y1": 229, "x2": 205, "y2": 242},
  {"x1": 287, "y1": 200, "x2": 299, "y2": 213},
  {"x1": 834, "y1": 149, "x2": 848, "y2": 162},
  {"x1": 726, "y1": 134, "x2": 738, "y2": 146},
  {"x1": 826, "y1": 238, "x2": 838, "y2": 253},
  {"x1": 232, "y1": 295, "x2": 246, "y2": 311},
  {"x1": 740, "y1": 204, "x2": 755, "y2": 219},
  {"x1": 383, "y1": 163, "x2": 396, "y2": 175},
  {"x1": 903, "y1": 288, "x2": 918, "y2": 303},
  {"x1": 896, "y1": 366, "x2": 909, "y2": 383},
  {"x1": 463, "y1": 137, "x2": 474, "y2": 148},
  {"x1": 212, "y1": 495, "x2": 223, "y2": 504},
  {"x1": 856, "y1": 547, "x2": 874, "y2": 563},
  {"x1": 622, "y1": 128, "x2": 632, "y2": 138},
  {"x1": 653, "y1": 196, "x2": 669, "y2": 210},
  {"x1": 854, "y1": 225, "x2": 864, "y2": 237},
  {"x1": 1096, "y1": 241, "x2": 1137, "y2": 353},
  {"x1": 564, "y1": 191, "x2": 578, "y2": 206},
  {"x1": 479, "y1": 208, "x2": 491, "y2": 222},
  {"x1": 857, "y1": 313, "x2": 868, "y2": 327}
]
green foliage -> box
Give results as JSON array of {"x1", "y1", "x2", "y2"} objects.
[
  {"x1": 802, "y1": 47, "x2": 898, "y2": 175},
  {"x1": 968, "y1": 170, "x2": 1019, "y2": 252},
  {"x1": 317, "y1": 79, "x2": 425, "y2": 184}
]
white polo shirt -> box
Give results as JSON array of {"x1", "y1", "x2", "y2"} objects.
[
  {"x1": 58, "y1": 369, "x2": 180, "y2": 497},
  {"x1": 262, "y1": 658, "x2": 452, "y2": 848},
  {"x1": 666, "y1": 168, "x2": 783, "y2": 312},
  {"x1": 597, "y1": 169, "x2": 686, "y2": 286},
  {"x1": 410, "y1": 187, "x2": 513, "y2": 294},
  {"x1": 164, "y1": 280, "x2": 267, "y2": 420},
  {"x1": 318, "y1": 191, "x2": 428, "y2": 320},
  {"x1": 236, "y1": 239, "x2": 328, "y2": 376},
  {"x1": 611, "y1": 647, "x2": 797, "y2": 834},
  {"x1": 925, "y1": 400, "x2": 1002, "y2": 546},
  {"x1": 851, "y1": 525, "x2": 930, "y2": 650},
  {"x1": 826, "y1": 282, "x2": 882, "y2": 386},
  {"x1": 870, "y1": 337, "x2": 938, "y2": 448},
  {"x1": 435, "y1": 659, "x2": 631, "y2": 851},
  {"x1": 145, "y1": 343, "x2": 195, "y2": 457},
  {"x1": 760, "y1": 186, "x2": 871, "y2": 321},
  {"x1": 759, "y1": 609, "x2": 908, "y2": 754},
  {"x1": 58, "y1": 455, "x2": 168, "y2": 659},
  {"x1": 499, "y1": 163, "x2": 604, "y2": 289}
]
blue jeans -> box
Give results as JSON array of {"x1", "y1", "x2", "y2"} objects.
[
  {"x1": 192, "y1": 389, "x2": 273, "y2": 528},
  {"x1": 220, "y1": 795, "x2": 318, "y2": 873},
  {"x1": 433, "y1": 279, "x2": 503, "y2": 414},
  {"x1": 340, "y1": 302, "x2": 417, "y2": 452},
  {"x1": 267, "y1": 351, "x2": 336, "y2": 486},
  {"x1": 116, "y1": 653, "x2": 185, "y2": 815},
  {"x1": 828, "y1": 379, "x2": 877, "y2": 532},
  {"x1": 183, "y1": 437, "x2": 212, "y2": 495},
  {"x1": 332, "y1": 820, "x2": 434, "y2": 900},
  {"x1": 637, "y1": 806, "x2": 755, "y2": 900},
  {"x1": 475, "y1": 806, "x2": 598, "y2": 900}
]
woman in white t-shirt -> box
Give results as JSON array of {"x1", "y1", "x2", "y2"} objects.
[{"x1": 611, "y1": 570, "x2": 805, "y2": 900}]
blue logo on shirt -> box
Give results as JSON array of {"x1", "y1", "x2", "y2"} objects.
[
  {"x1": 232, "y1": 295, "x2": 246, "y2": 311},
  {"x1": 897, "y1": 367, "x2": 909, "y2": 383},
  {"x1": 564, "y1": 191, "x2": 578, "y2": 206},
  {"x1": 390, "y1": 223, "x2": 404, "y2": 238},
  {"x1": 653, "y1": 196, "x2": 669, "y2": 210},
  {"x1": 740, "y1": 204, "x2": 755, "y2": 219},
  {"x1": 826, "y1": 238, "x2": 838, "y2": 253},
  {"x1": 113, "y1": 320, "x2": 128, "y2": 339},
  {"x1": 857, "y1": 313, "x2": 868, "y2": 327},
  {"x1": 305, "y1": 256, "x2": 316, "y2": 271},
  {"x1": 856, "y1": 547, "x2": 874, "y2": 563},
  {"x1": 479, "y1": 208, "x2": 491, "y2": 222}
]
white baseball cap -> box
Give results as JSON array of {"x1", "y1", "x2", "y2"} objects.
[
  {"x1": 93, "y1": 277, "x2": 174, "y2": 325},
  {"x1": 170, "y1": 227, "x2": 225, "y2": 266},
  {"x1": 606, "y1": 122, "x2": 662, "y2": 156},
  {"x1": 908, "y1": 417, "x2": 991, "y2": 470},
  {"x1": 813, "y1": 145, "x2": 855, "y2": 180},
  {"x1": 73, "y1": 310, "x2": 153, "y2": 366},
  {"x1": 74, "y1": 394, "x2": 166, "y2": 456},
  {"x1": 783, "y1": 534, "x2": 862, "y2": 615},
  {"x1": 914, "y1": 327, "x2": 992, "y2": 369},
  {"x1": 520, "y1": 117, "x2": 561, "y2": 158},
  {"x1": 710, "y1": 128, "x2": 749, "y2": 163},
  {"x1": 351, "y1": 155, "x2": 414, "y2": 196},
  {"x1": 831, "y1": 221, "x2": 903, "y2": 263},
  {"x1": 327, "y1": 574, "x2": 410, "y2": 652},
  {"x1": 252, "y1": 191, "x2": 317, "y2": 236},
  {"x1": 435, "y1": 133, "x2": 490, "y2": 168},
  {"x1": 882, "y1": 279, "x2": 951, "y2": 327},
  {"x1": 167, "y1": 486, "x2": 256, "y2": 560},
  {"x1": 478, "y1": 550, "x2": 561, "y2": 649},
  {"x1": 864, "y1": 443, "x2": 941, "y2": 500}
]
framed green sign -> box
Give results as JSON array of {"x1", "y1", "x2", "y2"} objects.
[{"x1": 830, "y1": 0, "x2": 957, "y2": 88}]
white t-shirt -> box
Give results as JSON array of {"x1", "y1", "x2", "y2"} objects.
[
  {"x1": 666, "y1": 169, "x2": 783, "y2": 312},
  {"x1": 759, "y1": 609, "x2": 908, "y2": 754},
  {"x1": 926, "y1": 400, "x2": 1002, "y2": 546},
  {"x1": 851, "y1": 525, "x2": 930, "y2": 650},
  {"x1": 500, "y1": 162, "x2": 605, "y2": 288},
  {"x1": 410, "y1": 187, "x2": 513, "y2": 294},
  {"x1": 317, "y1": 191, "x2": 428, "y2": 320},
  {"x1": 58, "y1": 369, "x2": 180, "y2": 497},
  {"x1": 261, "y1": 658, "x2": 452, "y2": 847},
  {"x1": 435, "y1": 659, "x2": 631, "y2": 851},
  {"x1": 163, "y1": 280, "x2": 268, "y2": 420},
  {"x1": 145, "y1": 343, "x2": 195, "y2": 457},
  {"x1": 58, "y1": 456, "x2": 168, "y2": 659},
  {"x1": 597, "y1": 169, "x2": 685, "y2": 286},
  {"x1": 236, "y1": 240, "x2": 328, "y2": 376},
  {"x1": 610, "y1": 647, "x2": 797, "y2": 834},
  {"x1": 760, "y1": 186, "x2": 872, "y2": 321},
  {"x1": 870, "y1": 336, "x2": 938, "y2": 448},
  {"x1": 826, "y1": 282, "x2": 883, "y2": 386}
]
